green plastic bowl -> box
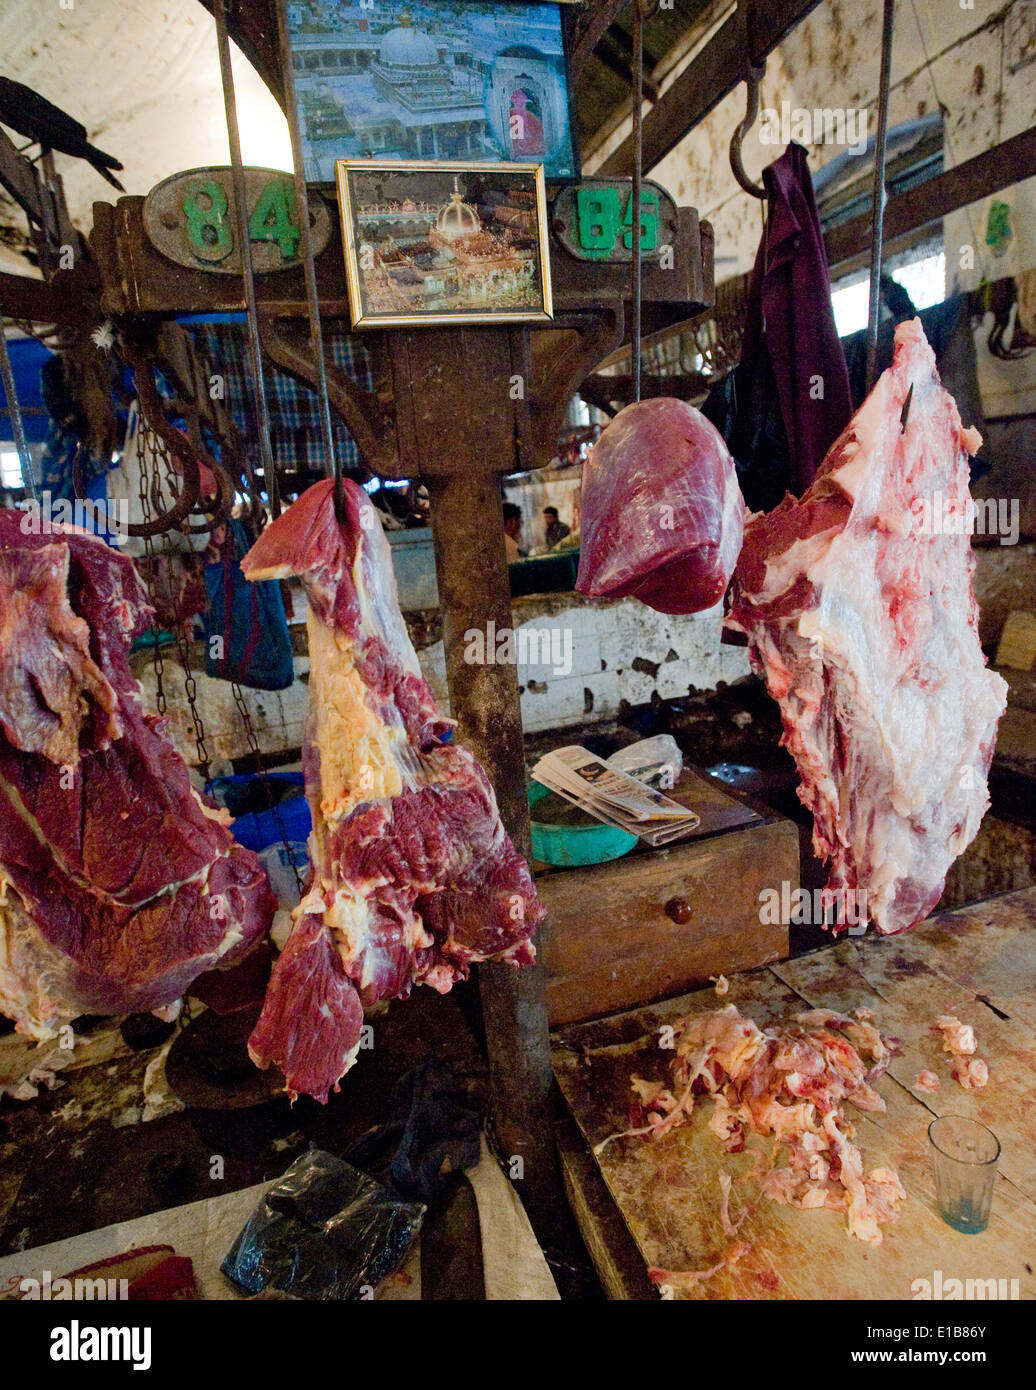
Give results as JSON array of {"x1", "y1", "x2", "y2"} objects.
[{"x1": 528, "y1": 780, "x2": 638, "y2": 867}]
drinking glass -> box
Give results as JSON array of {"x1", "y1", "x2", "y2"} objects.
[{"x1": 928, "y1": 1115, "x2": 1000, "y2": 1234}]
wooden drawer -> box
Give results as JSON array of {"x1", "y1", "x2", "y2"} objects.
[{"x1": 535, "y1": 770, "x2": 795, "y2": 1025}]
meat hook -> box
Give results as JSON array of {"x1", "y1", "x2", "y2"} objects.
[{"x1": 730, "y1": 63, "x2": 768, "y2": 200}]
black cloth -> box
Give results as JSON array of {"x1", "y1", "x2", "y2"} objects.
[
  {"x1": 703, "y1": 142, "x2": 852, "y2": 509},
  {"x1": 841, "y1": 293, "x2": 992, "y2": 483},
  {"x1": 342, "y1": 1057, "x2": 482, "y2": 1207}
]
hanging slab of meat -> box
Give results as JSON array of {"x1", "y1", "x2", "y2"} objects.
[
  {"x1": 241, "y1": 480, "x2": 543, "y2": 1103},
  {"x1": 727, "y1": 319, "x2": 1008, "y2": 934},
  {"x1": 576, "y1": 398, "x2": 745, "y2": 615},
  {"x1": 0, "y1": 511, "x2": 275, "y2": 1041}
]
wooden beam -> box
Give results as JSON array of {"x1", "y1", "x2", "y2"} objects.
[
  {"x1": 569, "y1": 0, "x2": 630, "y2": 86},
  {"x1": 197, "y1": 0, "x2": 285, "y2": 108},
  {"x1": 0, "y1": 129, "x2": 47, "y2": 228},
  {"x1": 599, "y1": 0, "x2": 824, "y2": 176},
  {"x1": 825, "y1": 126, "x2": 1036, "y2": 272},
  {"x1": 0, "y1": 266, "x2": 97, "y2": 328},
  {"x1": 595, "y1": 32, "x2": 661, "y2": 104}
]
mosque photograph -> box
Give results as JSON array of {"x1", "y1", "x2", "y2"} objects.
[
  {"x1": 287, "y1": 1, "x2": 577, "y2": 181},
  {"x1": 337, "y1": 159, "x2": 552, "y2": 325}
]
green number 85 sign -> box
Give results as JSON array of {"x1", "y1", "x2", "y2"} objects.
[
  {"x1": 576, "y1": 186, "x2": 659, "y2": 257},
  {"x1": 553, "y1": 179, "x2": 675, "y2": 264}
]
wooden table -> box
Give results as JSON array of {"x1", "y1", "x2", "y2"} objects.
[
  {"x1": 553, "y1": 887, "x2": 1036, "y2": 1299},
  {"x1": 537, "y1": 768, "x2": 796, "y2": 1026}
]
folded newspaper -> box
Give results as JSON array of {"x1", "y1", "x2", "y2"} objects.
[{"x1": 531, "y1": 746, "x2": 700, "y2": 847}]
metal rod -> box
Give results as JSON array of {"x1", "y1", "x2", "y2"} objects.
[
  {"x1": 865, "y1": 0, "x2": 896, "y2": 391},
  {"x1": 631, "y1": 0, "x2": 644, "y2": 402},
  {"x1": 274, "y1": 0, "x2": 342, "y2": 518},
  {"x1": 213, "y1": 0, "x2": 281, "y2": 518},
  {"x1": 0, "y1": 319, "x2": 37, "y2": 501}
]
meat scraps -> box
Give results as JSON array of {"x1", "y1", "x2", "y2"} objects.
[
  {"x1": 727, "y1": 319, "x2": 1008, "y2": 934},
  {"x1": 241, "y1": 480, "x2": 543, "y2": 1102},
  {"x1": 622, "y1": 1003, "x2": 904, "y2": 1245},
  {"x1": 0, "y1": 510, "x2": 275, "y2": 1040},
  {"x1": 934, "y1": 1014, "x2": 989, "y2": 1090},
  {"x1": 576, "y1": 398, "x2": 745, "y2": 614}
]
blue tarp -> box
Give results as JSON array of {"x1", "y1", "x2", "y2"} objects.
[{"x1": 0, "y1": 336, "x2": 53, "y2": 444}]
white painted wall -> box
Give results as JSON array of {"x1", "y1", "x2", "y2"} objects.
[{"x1": 0, "y1": 0, "x2": 292, "y2": 238}]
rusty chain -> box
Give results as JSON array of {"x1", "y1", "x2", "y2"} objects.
[
  {"x1": 135, "y1": 419, "x2": 167, "y2": 716},
  {"x1": 147, "y1": 425, "x2": 211, "y2": 781}
]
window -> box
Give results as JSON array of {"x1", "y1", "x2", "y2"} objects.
[
  {"x1": 831, "y1": 251, "x2": 947, "y2": 338},
  {"x1": 0, "y1": 451, "x2": 25, "y2": 488}
]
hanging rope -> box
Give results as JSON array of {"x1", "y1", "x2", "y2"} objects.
[
  {"x1": 275, "y1": 0, "x2": 343, "y2": 520},
  {"x1": 212, "y1": 0, "x2": 282, "y2": 520},
  {"x1": 631, "y1": 0, "x2": 646, "y2": 403},
  {"x1": 865, "y1": 0, "x2": 896, "y2": 391}
]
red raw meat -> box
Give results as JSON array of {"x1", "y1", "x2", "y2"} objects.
[
  {"x1": 0, "y1": 511, "x2": 275, "y2": 1040},
  {"x1": 727, "y1": 319, "x2": 1008, "y2": 934},
  {"x1": 242, "y1": 480, "x2": 543, "y2": 1102},
  {"x1": 576, "y1": 397, "x2": 745, "y2": 614}
]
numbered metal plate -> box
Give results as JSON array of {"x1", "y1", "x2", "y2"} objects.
[
  {"x1": 143, "y1": 166, "x2": 332, "y2": 276},
  {"x1": 552, "y1": 178, "x2": 677, "y2": 263}
]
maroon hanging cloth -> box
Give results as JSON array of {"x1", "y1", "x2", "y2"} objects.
[{"x1": 740, "y1": 142, "x2": 852, "y2": 495}]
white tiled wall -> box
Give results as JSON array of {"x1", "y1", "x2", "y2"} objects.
[
  {"x1": 146, "y1": 592, "x2": 750, "y2": 764},
  {"x1": 416, "y1": 594, "x2": 751, "y2": 733}
]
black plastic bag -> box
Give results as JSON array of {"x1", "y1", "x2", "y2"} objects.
[{"x1": 222, "y1": 1149, "x2": 424, "y2": 1300}]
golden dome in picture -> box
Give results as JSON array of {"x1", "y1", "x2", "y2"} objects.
[{"x1": 435, "y1": 184, "x2": 480, "y2": 242}]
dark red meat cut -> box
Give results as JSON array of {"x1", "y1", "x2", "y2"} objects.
[
  {"x1": 0, "y1": 511, "x2": 275, "y2": 1040},
  {"x1": 242, "y1": 480, "x2": 543, "y2": 1103},
  {"x1": 727, "y1": 320, "x2": 1008, "y2": 935},
  {"x1": 576, "y1": 397, "x2": 745, "y2": 614}
]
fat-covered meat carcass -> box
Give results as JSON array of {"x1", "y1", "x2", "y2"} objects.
[
  {"x1": 0, "y1": 511, "x2": 275, "y2": 1040},
  {"x1": 727, "y1": 319, "x2": 1008, "y2": 934},
  {"x1": 242, "y1": 480, "x2": 543, "y2": 1102}
]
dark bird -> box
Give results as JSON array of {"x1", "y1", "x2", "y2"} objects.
[{"x1": 0, "y1": 76, "x2": 124, "y2": 190}]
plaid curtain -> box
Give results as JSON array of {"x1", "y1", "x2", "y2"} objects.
[{"x1": 186, "y1": 322, "x2": 374, "y2": 487}]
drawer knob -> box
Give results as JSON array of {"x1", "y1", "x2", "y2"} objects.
[{"x1": 664, "y1": 896, "x2": 693, "y2": 924}]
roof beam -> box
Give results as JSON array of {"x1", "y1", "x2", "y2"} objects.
[
  {"x1": 569, "y1": 0, "x2": 631, "y2": 86},
  {"x1": 824, "y1": 125, "x2": 1036, "y2": 272},
  {"x1": 599, "y1": 0, "x2": 824, "y2": 176}
]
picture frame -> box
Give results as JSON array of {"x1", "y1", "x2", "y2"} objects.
[
  {"x1": 282, "y1": 1, "x2": 580, "y2": 184},
  {"x1": 336, "y1": 159, "x2": 553, "y2": 328}
]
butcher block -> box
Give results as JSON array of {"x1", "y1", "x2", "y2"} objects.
[
  {"x1": 535, "y1": 767, "x2": 796, "y2": 1026},
  {"x1": 552, "y1": 887, "x2": 1036, "y2": 1300}
]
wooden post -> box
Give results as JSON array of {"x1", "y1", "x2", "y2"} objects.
[{"x1": 390, "y1": 325, "x2": 564, "y2": 1235}]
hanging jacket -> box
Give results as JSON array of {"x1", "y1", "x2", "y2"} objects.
[{"x1": 705, "y1": 142, "x2": 852, "y2": 503}]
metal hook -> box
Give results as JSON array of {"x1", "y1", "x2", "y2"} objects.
[{"x1": 730, "y1": 63, "x2": 767, "y2": 199}]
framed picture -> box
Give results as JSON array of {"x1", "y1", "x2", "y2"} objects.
[
  {"x1": 336, "y1": 159, "x2": 553, "y2": 328},
  {"x1": 284, "y1": 1, "x2": 579, "y2": 183}
]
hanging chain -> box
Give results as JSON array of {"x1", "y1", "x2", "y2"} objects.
[
  {"x1": 144, "y1": 423, "x2": 211, "y2": 780},
  {"x1": 135, "y1": 421, "x2": 167, "y2": 716}
]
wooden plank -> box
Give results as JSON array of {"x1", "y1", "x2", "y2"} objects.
[
  {"x1": 773, "y1": 898, "x2": 1036, "y2": 1202},
  {"x1": 905, "y1": 888, "x2": 1036, "y2": 1034},
  {"x1": 556, "y1": 1117, "x2": 655, "y2": 1300},
  {"x1": 599, "y1": 0, "x2": 824, "y2": 177},
  {"x1": 825, "y1": 127, "x2": 1036, "y2": 272},
  {"x1": 553, "y1": 922, "x2": 1036, "y2": 1300},
  {"x1": 569, "y1": 0, "x2": 631, "y2": 87}
]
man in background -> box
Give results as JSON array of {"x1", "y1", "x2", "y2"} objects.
[
  {"x1": 503, "y1": 501, "x2": 525, "y2": 562},
  {"x1": 543, "y1": 505, "x2": 570, "y2": 549}
]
